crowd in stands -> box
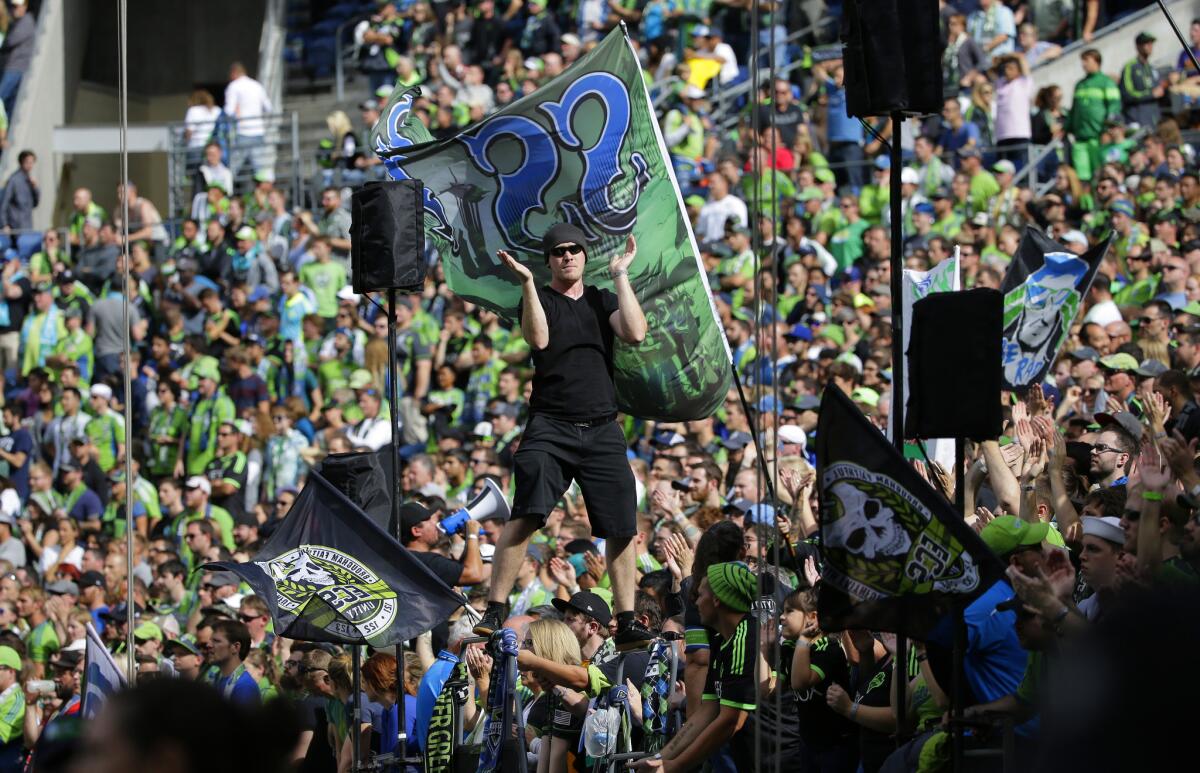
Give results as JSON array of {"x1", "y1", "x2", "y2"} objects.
[{"x1": 0, "y1": 1, "x2": 1190, "y2": 772}]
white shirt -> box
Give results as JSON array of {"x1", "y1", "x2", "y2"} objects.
[
  {"x1": 1082, "y1": 299, "x2": 1122, "y2": 327},
  {"x1": 713, "y1": 42, "x2": 739, "y2": 85},
  {"x1": 224, "y1": 75, "x2": 273, "y2": 137},
  {"x1": 347, "y1": 415, "x2": 393, "y2": 451},
  {"x1": 184, "y1": 105, "x2": 222, "y2": 149},
  {"x1": 696, "y1": 194, "x2": 748, "y2": 242}
]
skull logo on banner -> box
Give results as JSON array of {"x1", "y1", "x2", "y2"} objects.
[{"x1": 825, "y1": 480, "x2": 913, "y2": 560}]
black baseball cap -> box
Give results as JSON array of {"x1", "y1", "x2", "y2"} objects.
[
  {"x1": 79, "y1": 571, "x2": 106, "y2": 591},
  {"x1": 398, "y1": 501, "x2": 433, "y2": 544},
  {"x1": 551, "y1": 590, "x2": 612, "y2": 626}
]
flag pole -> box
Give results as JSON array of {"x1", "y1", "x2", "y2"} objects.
[
  {"x1": 115, "y1": 0, "x2": 138, "y2": 682},
  {"x1": 951, "y1": 437, "x2": 967, "y2": 772},
  {"x1": 888, "y1": 108, "x2": 907, "y2": 739},
  {"x1": 352, "y1": 644, "x2": 363, "y2": 771},
  {"x1": 385, "y1": 287, "x2": 409, "y2": 762}
]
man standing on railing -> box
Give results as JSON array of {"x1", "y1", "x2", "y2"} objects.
[
  {"x1": 224, "y1": 62, "x2": 273, "y2": 185},
  {"x1": 0, "y1": 150, "x2": 36, "y2": 233}
]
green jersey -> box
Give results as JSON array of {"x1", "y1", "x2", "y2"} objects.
[
  {"x1": 85, "y1": 410, "x2": 125, "y2": 472},
  {"x1": 184, "y1": 391, "x2": 236, "y2": 476},
  {"x1": 298, "y1": 260, "x2": 347, "y2": 318},
  {"x1": 1067, "y1": 72, "x2": 1121, "y2": 142}
]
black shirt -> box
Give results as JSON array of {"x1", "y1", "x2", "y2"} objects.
[
  {"x1": 521, "y1": 284, "x2": 619, "y2": 421},
  {"x1": 756, "y1": 102, "x2": 806, "y2": 147},
  {"x1": 703, "y1": 616, "x2": 759, "y2": 769},
  {"x1": 854, "y1": 656, "x2": 896, "y2": 773},
  {"x1": 205, "y1": 451, "x2": 249, "y2": 526},
  {"x1": 792, "y1": 635, "x2": 856, "y2": 751},
  {"x1": 0, "y1": 275, "x2": 30, "y2": 335},
  {"x1": 412, "y1": 551, "x2": 462, "y2": 654}
]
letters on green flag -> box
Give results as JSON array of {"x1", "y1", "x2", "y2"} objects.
[{"x1": 369, "y1": 27, "x2": 731, "y2": 421}]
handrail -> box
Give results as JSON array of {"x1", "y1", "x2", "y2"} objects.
[
  {"x1": 334, "y1": 13, "x2": 373, "y2": 102},
  {"x1": 164, "y1": 112, "x2": 303, "y2": 218}
]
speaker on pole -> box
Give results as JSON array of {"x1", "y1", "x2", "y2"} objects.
[
  {"x1": 350, "y1": 179, "x2": 427, "y2": 293},
  {"x1": 841, "y1": 0, "x2": 943, "y2": 118},
  {"x1": 906, "y1": 289, "x2": 1003, "y2": 441}
]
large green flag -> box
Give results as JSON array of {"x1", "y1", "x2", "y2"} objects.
[{"x1": 369, "y1": 27, "x2": 730, "y2": 421}]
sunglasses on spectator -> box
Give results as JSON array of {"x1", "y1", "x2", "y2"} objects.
[
  {"x1": 550, "y1": 244, "x2": 583, "y2": 257},
  {"x1": 240, "y1": 613, "x2": 263, "y2": 623},
  {"x1": 1091, "y1": 443, "x2": 1121, "y2": 455}
]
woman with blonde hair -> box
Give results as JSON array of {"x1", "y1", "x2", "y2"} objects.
[
  {"x1": 319, "y1": 110, "x2": 358, "y2": 187},
  {"x1": 523, "y1": 618, "x2": 585, "y2": 773}
]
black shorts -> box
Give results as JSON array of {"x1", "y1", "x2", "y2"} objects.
[{"x1": 512, "y1": 413, "x2": 637, "y2": 539}]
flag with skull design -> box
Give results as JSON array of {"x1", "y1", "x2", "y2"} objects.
[
  {"x1": 815, "y1": 387, "x2": 1005, "y2": 636},
  {"x1": 204, "y1": 465, "x2": 465, "y2": 647},
  {"x1": 1000, "y1": 228, "x2": 1112, "y2": 391}
]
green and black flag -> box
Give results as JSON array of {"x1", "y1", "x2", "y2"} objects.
[
  {"x1": 815, "y1": 386, "x2": 1004, "y2": 637},
  {"x1": 205, "y1": 470, "x2": 464, "y2": 646},
  {"x1": 1000, "y1": 228, "x2": 1112, "y2": 390},
  {"x1": 368, "y1": 26, "x2": 731, "y2": 421}
]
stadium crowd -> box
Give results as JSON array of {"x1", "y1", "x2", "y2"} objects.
[{"x1": 0, "y1": 1, "x2": 1192, "y2": 772}]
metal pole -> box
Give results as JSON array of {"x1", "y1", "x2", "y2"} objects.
[
  {"x1": 1158, "y1": 0, "x2": 1200, "y2": 75},
  {"x1": 952, "y1": 437, "x2": 966, "y2": 772},
  {"x1": 887, "y1": 108, "x2": 908, "y2": 739},
  {"x1": 291, "y1": 111, "x2": 302, "y2": 211},
  {"x1": 386, "y1": 288, "x2": 409, "y2": 762},
  {"x1": 352, "y1": 645, "x2": 362, "y2": 770},
  {"x1": 116, "y1": 0, "x2": 137, "y2": 683}
]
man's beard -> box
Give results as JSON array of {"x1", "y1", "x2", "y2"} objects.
[{"x1": 279, "y1": 672, "x2": 303, "y2": 693}]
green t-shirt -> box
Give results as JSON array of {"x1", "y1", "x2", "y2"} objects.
[
  {"x1": 299, "y1": 260, "x2": 347, "y2": 319},
  {"x1": 147, "y1": 405, "x2": 188, "y2": 478},
  {"x1": 85, "y1": 410, "x2": 125, "y2": 472},
  {"x1": 28, "y1": 620, "x2": 60, "y2": 664},
  {"x1": 969, "y1": 171, "x2": 1001, "y2": 213},
  {"x1": 185, "y1": 393, "x2": 236, "y2": 476},
  {"x1": 829, "y1": 220, "x2": 869, "y2": 270},
  {"x1": 0, "y1": 684, "x2": 23, "y2": 743}
]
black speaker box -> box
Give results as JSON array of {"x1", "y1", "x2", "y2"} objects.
[
  {"x1": 841, "y1": 0, "x2": 944, "y2": 118},
  {"x1": 350, "y1": 179, "x2": 427, "y2": 293},
  {"x1": 905, "y1": 288, "x2": 1002, "y2": 441},
  {"x1": 316, "y1": 449, "x2": 394, "y2": 534}
]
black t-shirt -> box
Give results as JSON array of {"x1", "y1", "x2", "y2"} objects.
[
  {"x1": 298, "y1": 695, "x2": 336, "y2": 773},
  {"x1": 740, "y1": 637, "x2": 803, "y2": 769},
  {"x1": 703, "y1": 615, "x2": 758, "y2": 767},
  {"x1": 854, "y1": 656, "x2": 895, "y2": 773},
  {"x1": 0, "y1": 275, "x2": 30, "y2": 335},
  {"x1": 205, "y1": 451, "x2": 249, "y2": 526},
  {"x1": 412, "y1": 551, "x2": 462, "y2": 654},
  {"x1": 793, "y1": 635, "x2": 856, "y2": 751},
  {"x1": 756, "y1": 102, "x2": 806, "y2": 147},
  {"x1": 521, "y1": 284, "x2": 619, "y2": 421}
]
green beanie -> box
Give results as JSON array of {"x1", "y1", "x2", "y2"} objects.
[{"x1": 706, "y1": 562, "x2": 756, "y2": 613}]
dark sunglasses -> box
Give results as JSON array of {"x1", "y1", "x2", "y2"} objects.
[
  {"x1": 240, "y1": 613, "x2": 263, "y2": 623},
  {"x1": 550, "y1": 244, "x2": 583, "y2": 257}
]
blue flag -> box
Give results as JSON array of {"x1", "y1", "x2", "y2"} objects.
[{"x1": 82, "y1": 622, "x2": 126, "y2": 719}]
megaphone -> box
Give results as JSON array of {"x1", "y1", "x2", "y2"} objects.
[{"x1": 439, "y1": 478, "x2": 511, "y2": 535}]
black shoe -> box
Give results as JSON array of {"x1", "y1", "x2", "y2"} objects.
[
  {"x1": 473, "y1": 606, "x2": 506, "y2": 637},
  {"x1": 614, "y1": 618, "x2": 654, "y2": 652}
]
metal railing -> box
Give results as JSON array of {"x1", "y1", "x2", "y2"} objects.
[{"x1": 164, "y1": 113, "x2": 305, "y2": 220}]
